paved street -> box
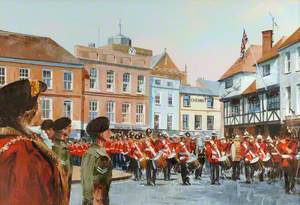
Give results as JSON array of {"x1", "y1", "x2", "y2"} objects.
[{"x1": 71, "y1": 171, "x2": 300, "y2": 205}]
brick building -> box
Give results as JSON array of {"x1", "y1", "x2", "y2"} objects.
[
  {"x1": 0, "y1": 30, "x2": 84, "y2": 138},
  {"x1": 75, "y1": 33, "x2": 152, "y2": 131}
]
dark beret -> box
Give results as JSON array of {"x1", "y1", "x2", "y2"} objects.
[
  {"x1": 0, "y1": 79, "x2": 47, "y2": 127},
  {"x1": 146, "y1": 128, "x2": 152, "y2": 134},
  {"x1": 86, "y1": 116, "x2": 110, "y2": 137},
  {"x1": 185, "y1": 132, "x2": 191, "y2": 137},
  {"x1": 53, "y1": 117, "x2": 72, "y2": 131},
  {"x1": 41, "y1": 119, "x2": 54, "y2": 130}
]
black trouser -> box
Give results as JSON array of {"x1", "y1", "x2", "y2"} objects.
[
  {"x1": 195, "y1": 164, "x2": 203, "y2": 179},
  {"x1": 283, "y1": 159, "x2": 297, "y2": 193},
  {"x1": 232, "y1": 161, "x2": 240, "y2": 180},
  {"x1": 146, "y1": 160, "x2": 157, "y2": 184},
  {"x1": 245, "y1": 163, "x2": 254, "y2": 182},
  {"x1": 181, "y1": 162, "x2": 190, "y2": 184},
  {"x1": 163, "y1": 159, "x2": 172, "y2": 180},
  {"x1": 132, "y1": 158, "x2": 142, "y2": 180},
  {"x1": 210, "y1": 163, "x2": 219, "y2": 184}
]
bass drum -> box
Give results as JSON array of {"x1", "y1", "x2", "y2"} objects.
[
  {"x1": 154, "y1": 152, "x2": 167, "y2": 169},
  {"x1": 187, "y1": 156, "x2": 200, "y2": 172},
  {"x1": 139, "y1": 157, "x2": 147, "y2": 170},
  {"x1": 168, "y1": 152, "x2": 178, "y2": 165}
]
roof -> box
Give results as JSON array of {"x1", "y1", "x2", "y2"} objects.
[
  {"x1": 219, "y1": 45, "x2": 262, "y2": 81},
  {"x1": 257, "y1": 37, "x2": 287, "y2": 64},
  {"x1": 196, "y1": 79, "x2": 220, "y2": 95},
  {"x1": 279, "y1": 27, "x2": 300, "y2": 50},
  {"x1": 180, "y1": 85, "x2": 218, "y2": 96},
  {"x1": 151, "y1": 51, "x2": 185, "y2": 80},
  {"x1": 242, "y1": 80, "x2": 256, "y2": 95},
  {"x1": 0, "y1": 30, "x2": 81, "y2": 65}
]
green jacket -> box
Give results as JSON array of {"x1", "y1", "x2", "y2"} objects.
[
  {"x1": 81, "y1": 144, "x2": 113, "y2": 204},
  {"x1": 52, "y1": 137, "x2": 73, "y2": 176}
]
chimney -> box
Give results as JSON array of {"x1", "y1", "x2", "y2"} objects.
[{"x1": 262, "y1": 30, "x2": 273, "y2": 54}]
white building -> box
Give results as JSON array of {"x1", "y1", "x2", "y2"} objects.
[{"x1": 279, "y1": 27, "x2": 300, "y2": 134}]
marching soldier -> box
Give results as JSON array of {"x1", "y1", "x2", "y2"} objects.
[
  {"x1": 176, "y1": 133, "x2": 191, "y2": 185},
  {"x1": 52, "y1": 117, "x2": 73, "y2": 202},
  {"x1": 231, "y1": 135, "x2": 242, "y2": 180},
  {"x1": 144, "y1": 129, "x2": 157, "y2": 186},
  {"x1": 81, "y1": 116, "x2": 113, "y2": 205}
]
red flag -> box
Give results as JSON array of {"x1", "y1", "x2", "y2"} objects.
[{"x1": 240, "y1": 29, "x2": 248, "y2": 58}]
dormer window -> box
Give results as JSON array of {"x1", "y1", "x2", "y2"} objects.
[
  {"x1": 225, "y1": 78, "x2": 233, "y2": 89},
  {"x1": 262, "y1": 64, "x2": 271, "y2": 76}
]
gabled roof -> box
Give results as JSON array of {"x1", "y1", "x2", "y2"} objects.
[
  {"x1": 257, "y1": 37, "x2": 287, "y2": 64},
  {"x1": 279, "y1": 27, "x2": 300, "y2": 50},
  {"x1": 242, "y1": 80, "x2": 256, "y2": 95},
  {"x1": 180, "y1": 85, "x2": 219, "y2": 96},
  {"x1": 219, "y1": 45, "x2": 262, "y2": 81},
  {"x1": 0, "y1": 30, "x2": 81, "y2": 65},
  {"x1": 151, "y1": 51, "x2": 185, "y2": 80}
]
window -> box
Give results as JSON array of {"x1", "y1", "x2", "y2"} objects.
[
  {"x1": 262, "y1": 64, "x2": 271, "y2": 76},
  {"x1": 207, "y1": 116, "x2": 214, "y2": 130},
  {"x1": 154, "y1": 79, "x2": 161, "y2": 86},
  {"x1": 183, "y1": 95, "x2": 190, "y2": 107},
  {"x1": 231, "y1": 99, "x2": 240, "y2": 116},
  {"x1": 225, "y1": 78, "x2": 233, "y2": 89},
  {"x1": 90, "y1": 68, "x2": 98, "y2": 89},
  {"x1": 121, "y1": 103, "x2": 130, "y2": 123},
  {"x1": 154, "y1": 113, "x2": 160, "y2": 129},
  {"x1": 194, "y1": 115, "x2": 202, "y2": 130},
  {"x1": 155, "y1": 92, "x2": 161, "y2": 105},
  {"x1": 106, "y1": 70, "x2": 115, "y2": 91},
  {"x1": 137, "y1": 75, "x2": 145, "y2": 93},
  {"x1": 285, "y1": 52, "x2": 291, "y2": 73},
  {"x1": 42, "y1": 69, "x2": 53, "y2": 89},
  {"x1": 248, "y1": 97, "x2": 260, "y2": 113},
  {"x1": 207, "y1": 96, "x2": 214, "y2": 108},
  {"x1": 168, "y1": 93, "x2": 173, "y2": 106},
  {"x1": 0, "y1": 67, "x2": 6, "y2": 85},
  {"x1": 107, "y1": 101, "x2": 115, "y2": 123},
  {"x1": 42, "y1": 98, "x2": 53, "y2": 119},
  {"x1": 297, "y1": 47, "x2": 300, "y2": 71},
  {"x1": 286, "y1": 87, "x2": 291, "y2": 114},
  {"x1": 167, "y1": 81, "x2": 173, "y2": 87},
  {"x1": 267, "y1": 93, "x2": 280, "y2": 110},
  {"x1": 63, "y1": 100, "x2": 73, "y2": 119},
  {"x1": 167, "y1": 114, "x2": 173, "y2": 130},
  {"x1": 136, "y1": 104, "x2": 145, "y2": 124},
  {"x1": 19, "y1": 68, "x2": 29, "y2": 80},
  {"x1": 122, "y1": 73, "x2": 130, "y2": 92},
  {"x1": 183, "y1": 114, "x2": 189, "y2": 130},
  {"x1": 64, "y1": 71, "x2": 73, "y2": 90},
  {"x1": 89, "y1": 101, "x2": 98, "y2": 121}
]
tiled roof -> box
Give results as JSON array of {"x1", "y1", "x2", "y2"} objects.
[
  {"x1": 150, "y1": 53, "x2": 164, "y2": 68},
  {"x1": 151, "y1": 51, "x2": 185, "y2": 80},
  {"x1": 0, "y1": 30, "x2": 81, "y2": 65},
  {"x1": 257, "y1": 37, "x2": 287, "y2": 64},
  {"x1": 242, "y1": 80, "x2": 256, "y2": 95},
  {"x1": 279, "y1": 27, "x2": 300, "y2": 49},
  {"x1": 219, "y1": 45, "x2": 262, "y2": 81},
  {"x1": 196, "y1": 79, "x2": 220, "y2": 96}
]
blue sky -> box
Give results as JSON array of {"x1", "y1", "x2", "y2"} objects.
[{"x1": 0, "y1": 0, "x2": 299, "y2": 84}]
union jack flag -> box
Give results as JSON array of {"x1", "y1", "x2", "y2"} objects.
[{"x1": 240, "y1": 29, "x2": 248, "y2": 58}]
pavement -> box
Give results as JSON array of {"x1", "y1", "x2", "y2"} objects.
[
  {"x1": 72, "y1": 166, "x2": 132, "y2": 183},
  {"x1": 70, "y1": 170, "x2": 300, "y2": 205}
]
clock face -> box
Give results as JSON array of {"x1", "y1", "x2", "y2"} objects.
[{"x1": 128, "y1": 47, "x2": 136, "y2": 56}]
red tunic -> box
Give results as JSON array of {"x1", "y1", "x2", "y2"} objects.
[{"x1": 0, "y1": 135, "x2": 67, "y2": 205}]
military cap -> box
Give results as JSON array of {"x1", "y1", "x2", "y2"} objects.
[
  {"x1": 53, "y1": 117, "x2": 72, "y2": 131},
  {"x1": 185, "y1": 132, "x2": 191, "y2": 137},
  {"x1": 41, "y1": 119, "x2": 54, "y2": 130},
  {"x1": 86, "y1": 116, "x2": 110, "y2": 137},
  {"x1": 0, "y1": 79, "x2": 47, "y2": 127},
  {"x1": 146, "y1": 128, "x2": 152, "y2": 134}
]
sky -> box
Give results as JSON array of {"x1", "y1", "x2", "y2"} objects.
[{"x1": 0, "y1": 0, "x2": 299, "y2": 84}]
